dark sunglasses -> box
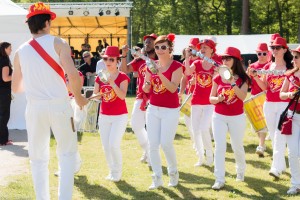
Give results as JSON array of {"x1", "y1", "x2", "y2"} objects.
[
  {"x1": 293, "y1": 55, "x2": 299, "y2": 60},
  {"x1": 154, "y1": 45, "x2": 169, "y2": 50},
  {"x1": 200, "y1": 39, "x2": 210, "y2": 44},
  {"x1": 270, "y1": 46, "x2": 283, "y2": 50},
  {"x1": 257, "y1": 52, "x2": 267, "y2": 56},
  {"x1": 83, "y1": 55, "x2": 90, "y2": 58},
  {"x1": 103, "y1": 57, "x2": 116, "y2": 62},
  {"x1": 222, "y1": 56, "x2": 233, "y2": 61}
]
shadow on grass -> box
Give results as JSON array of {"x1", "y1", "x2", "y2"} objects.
[
  {"x1": 115, "y1": 180, "x2": 165, "y2": 200},
  {"x1": 126, "y1": 127, "x2": 133, "y2": 133},
  {"x1": 224, "y1": 172, "x2": 289, "y2": 200},
  {"x1": 75, "y1": 175, "x2": 123, "y2": 200},
  {"x1": 175, "y1": 133, "x2": 190, "y2": 140}
]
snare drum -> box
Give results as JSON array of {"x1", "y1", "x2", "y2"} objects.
[
  {"x1": 78, "y1": 100, "x2": 100, "y2": 133},
  {"x1": 180, "y1": 94, "x2": 192, "y2": 117},
  {"x1": 244, "y1": 91, "x2": 267, "y2": 132}
]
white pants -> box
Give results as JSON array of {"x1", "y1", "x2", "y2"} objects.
[
  {"x1": 98, "y1": 114, "x2": 128, "y2": 178},
  {"x1": 191, "y1": 105, "x2": 214, "y2": 160},
  {"x1": 26, "y1": 98, "x2": 77, "y2": 200},
  {"x1": 287, "y1": 112, "x2": 300, "y2": 187},
  {"x1": 146, "y1": 104, "x2": 179, "y2": 177},
  {"x1": 264, "y1": 101, "x2": 288, "y2": 172},
  {"x1": 183, "y1": 114, "x2": 194, "y2": 142},
  {"x1": 130, "y1": 99, "x2": 149, "y2": 155},
  {"x1": 212, "y1": 112, "x2": 246, "y2": 183}
]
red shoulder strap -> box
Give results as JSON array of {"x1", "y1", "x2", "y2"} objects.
[{"x1": 29, "y1": 39, "x2": 66, "y2": 83}]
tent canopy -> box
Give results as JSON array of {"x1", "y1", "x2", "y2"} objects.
[
  {"x1": 174, "y1": 34, "x2": 274, "y2": 56},
  {"x1": 17, "y1": 2, "x2": 133, "y2": 52}
]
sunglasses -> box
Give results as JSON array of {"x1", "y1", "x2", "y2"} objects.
[
  {"x1": 270, "y1": 46, "x2": 283, "y2": 50},
  {"x1": 293, "y1": 55, "x2": 299, "y2": 59},
  {"x1": 257, "y1": 52, "x2": 267, "y2": 56},
  {"x1": 83, "y1": 55, "x2": 90, "y2": 58},
  {"x1": 103, "y1": 57, "x2": 116, "y2": 62},
  {"x1": 200, "y1": 39, "x2": 211, "y2": 44},
  {"x1": 222, "y1": 56, "x2": 233, "y2": 61},
  {"x1": 154, "y1": 45, "x2": 169, "y2": 50}
]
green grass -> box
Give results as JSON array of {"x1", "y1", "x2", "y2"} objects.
[{"x1": 0, "y1": 96, "x2": 299, "y2": 200}]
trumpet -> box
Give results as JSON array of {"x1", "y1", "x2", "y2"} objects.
[
  {"x1": 191, "y1": 49, "x2": 232, "y2": 80},
  {"x1": 97, "y1": 69, "x2": 110, "y2": 83},
  {"x1": 130, "y1": 48, "x2": 158, "y2": 74}
]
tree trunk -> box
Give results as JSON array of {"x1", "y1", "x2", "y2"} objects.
[
  {"x1": 298, "y1": 21, "x2": 300, "y2": 43},
  {"x1": 194, "y1": 0, "x2": 202, "y2": 34},
  {"x1": 225, "y1": 0, "x2": 232, "y2": 35},
  {"x1": 171, "y1": 0, "x2": 179, "y2": 33},
  {"x1": 241, "y1": 0, "x2": 250, "y2": 34},
  {"x1": 212, "y1": 0, "x2": 223, "y2": 35},
  {"x1": 275, "y1": 0, "x2": 283, "y2": 36}
]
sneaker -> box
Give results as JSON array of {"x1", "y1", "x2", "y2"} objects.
[
  {"x1": 194, "y1": 159, "x2": 204, "y2": 167},
  {"x1": 148, "y1": 175, "x2": 163, "y2": 190},
  {"x1": 168, "y1": 171, "x2": 179, "y2": 187},
  {"x1": 269, "y1": 169, "x2": 280, "y2": 179},
  {"x1": 140, "y1": 152, "x2": 148, "y2": 163},
  {"x1": 212, "y1": 181, "x2": 225, "y2": 190},
  {"x1": 287, "y1": 186, "x2": 300, "y2": 195},
  {"x1": 54, "y1": 171, "x2": 60, "y2": 177},
  {"x1": 236, "y1": 173, "x2": 244, "y2": 182},
  {"x1": 256, "y1": 146, "x2": 265, "y2": 157}
]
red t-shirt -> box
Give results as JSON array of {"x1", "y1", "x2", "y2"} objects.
[
  {"x1": 287, "y1": 74, "x2": 300, "y2": 111},
  {"x1": 147, "y1": 60, "x2": 182, "y2": 108},
  {"x1": 249, "y1": 61, "x2": 267, "y2": 95},
  {"x1": 129, "y1": 58, "x2": 147, "y2": 99},
  {"x1": 264, "y1": 63, "x2": 289, "y2": 102},
  {"x1": 213, "y1": 75, "x2": 244, "y2": 116},
  {"x1": 95, "y1": 72, "x2": 130, "y2": 115},
  {"x1": 191, "y1": 60, "x2": 215, "y2": 105},
  {"x1": 183, "y1": 58, "x2": 200, "y2": 94}
]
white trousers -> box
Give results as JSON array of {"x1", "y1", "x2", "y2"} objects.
[
  {"x1": 98, "y1": 114, "x2": 128, "y2": 178},
  {"x1": 130, "y1": 99, "x2": 149, "y2": 154},
  {"x1": 191, "y1": 105, "x2": 214, "y2": 160},
  {"x1": 26, "y1": 98, "x2": 78, "y2": 200},
  {"x1": 212, "y1": 112, "x2": 246, "y2": 183},
  {"x1": 264, "y1": 101, "x2": 288, "y2": 172},
  {"x1": 287, "y1": 112, "x2": 300, "y2": 187},
  {"x1": 183, "y1": 114, "x2": 194, "y2": 142},
  {"x1": 146, "y1": 104, "x2": 179, "y2": 177}
]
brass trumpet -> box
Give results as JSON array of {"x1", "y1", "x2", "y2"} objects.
[{"x1": 130, "y1": 48, "x2": 158, "y2": 74}]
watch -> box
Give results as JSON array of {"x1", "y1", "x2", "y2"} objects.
[{"x1": 231, "y1": 83, "x2": 236, "y2": 87}]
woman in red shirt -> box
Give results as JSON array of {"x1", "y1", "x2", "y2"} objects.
[
  {"x1": 143, "y1": 34, "x2": 183, "y2": 190},
  {"x1": 210, "y1": 47, "x2": 251, "y2": 190},
  {"x1": 93, "y1": 46, "x2": 130, "y2": 182}
]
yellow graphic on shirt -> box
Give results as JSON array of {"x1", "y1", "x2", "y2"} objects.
[
  {"x1": 196, "y1": 73, "x2": 212, "y2": 88},
  {"x1": 152, "y1": 77, "x2": 167, "y2": 94},
  {"x1": 100, "y1": 86, "x2": 117, "y2": 102},
  {"x1": 268, "y1": 77, "x2": 285, "y2": 93},
  {"x1": 139, "y1": 65, "x2": 147, "y2": 78},
  {"x1": 221, "y1": 87, "x2": 237, "y2": 105}
]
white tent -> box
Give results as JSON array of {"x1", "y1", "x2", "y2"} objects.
[
  {"x1": 0, "y1": 0, "x2": 31, "y2": 130},
  {"x1": 174, "y1": 34, "x2": 273, "y2": 55}
]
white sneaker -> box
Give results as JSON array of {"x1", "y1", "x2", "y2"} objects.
[
  {"x1": 148, "y1": 175, "x2": 163, "y2": 190},
  {"x1": 287, "y1": 186, "x2": 300, "y2": 195},
  {"x1": 194, "y1": 159, "x2": 204, "y2": 167},
  {"x1": 256, "y1": 146, "x2": 266, "y2": 157},
  {"x1": 212, "y1": 181, "x2": 225, "y2": 190},
  {"x1": 140, "y1": 152, "x2": 148, "y2": 163},
  {"x1": 236, "y1": 173, "x2": 244, "y2": 182},
  {"x1": 54, "y1": 171, "x2": 60, "y2": 177},
  {"x1": 269, "y1": 169, "x2": 280, "y2": 179},
  {"x1": 168, "y1": 171, "x2": 179, "y2": 187}
]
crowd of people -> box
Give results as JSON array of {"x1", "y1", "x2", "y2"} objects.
[{"x1": 1, "y1": 2, "x2": 300, "y2": 199}]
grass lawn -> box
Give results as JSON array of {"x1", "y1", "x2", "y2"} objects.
[{"x1": 0, "y1": 95, "x2": 299, "y2": 200}]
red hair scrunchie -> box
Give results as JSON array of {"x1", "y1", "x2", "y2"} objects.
[{"x1": 167, "y1": 33, "x2": 175, "y2": 43}]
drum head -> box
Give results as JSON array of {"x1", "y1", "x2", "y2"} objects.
[{"x1": 219, "y1": 66, "x2": 231, "y2": 80}]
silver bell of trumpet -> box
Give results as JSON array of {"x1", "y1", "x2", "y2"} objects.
[
  {"x1": 97, "y1": 69, "x2": 110, "y2": 83},
  {"x1": 131, "y1": 48, "x2": 158, "y2": 74}
]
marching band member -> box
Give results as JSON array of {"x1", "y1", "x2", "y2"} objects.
[
  {"x1": 119, "y1": 33, "x2": 158, "y2": 165},
  {"x1": 93, "y1": 46, "x2": 130, "y2": 182},
  {"x1": 143, "y1": 34, "x2": 183, "y2": 189},
  {"x1": 246, "y1": 43, "x2": 269, "y2": 157},
  {"x1": 252, "y1": 37, "x2": 293, "y2": 179},
  {"x1": 185, "y1": 39, "x2": 218, "y2": 167},
  {"x1": 210, "y1": 47, "x2": 251, "y2": 190},
  {"x1": 280, "y1": 45, "x2": 300, "y2": 195},
  {"x1": 178, "y1": 37, "x2": 200, "y2": 151}
]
